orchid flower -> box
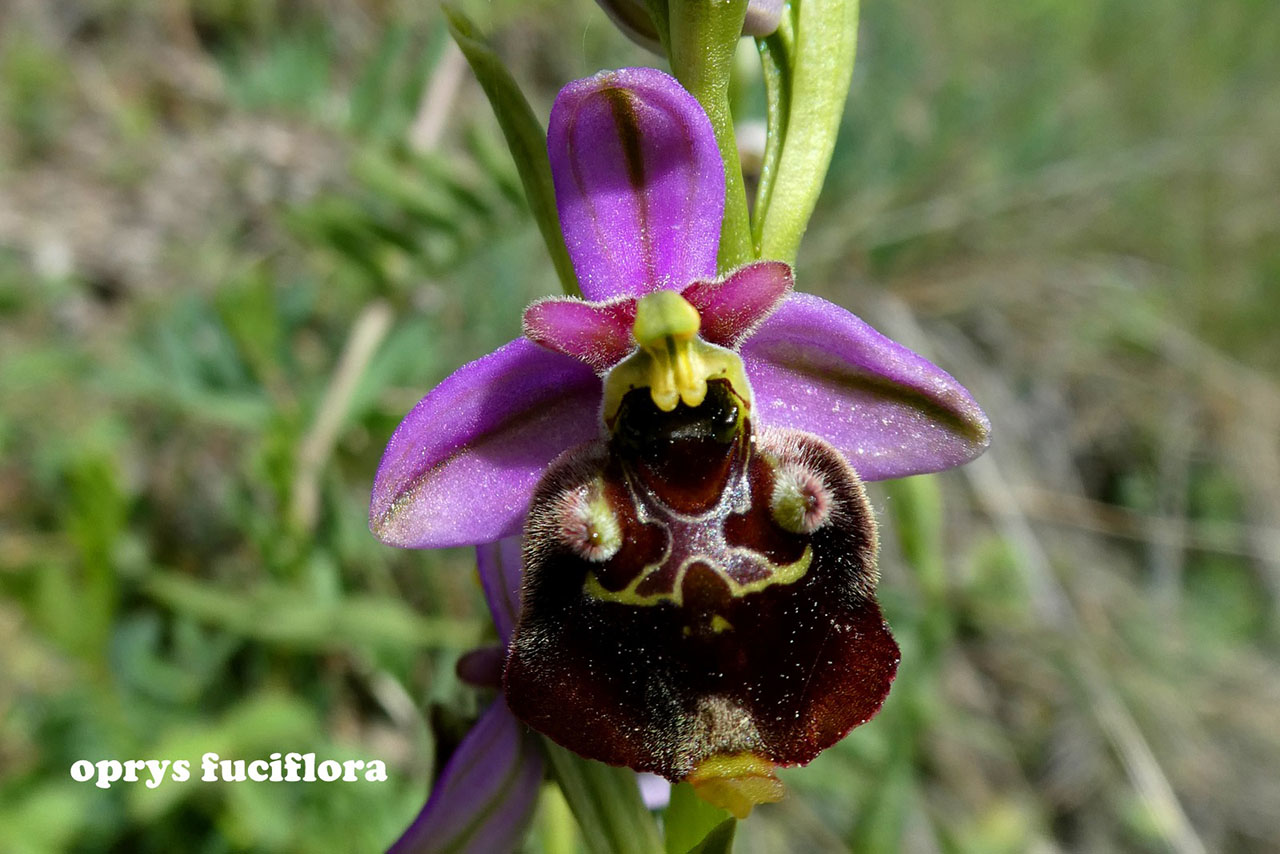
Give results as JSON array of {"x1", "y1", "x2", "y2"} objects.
[{"x1": 373, "y1": 67, "x2": 989, "y2": 847}]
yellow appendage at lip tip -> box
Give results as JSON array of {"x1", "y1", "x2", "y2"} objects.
[
  {"x1": 687, "y1": 752, "x2": 785, "y2": 819},
  {"x1": 602, "y1": 291, "x2": 754, "y2": 422}
]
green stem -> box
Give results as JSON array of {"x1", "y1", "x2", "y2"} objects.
[
  {"x1": 542, "y1": 740, "x2": 664, "y2": 854},
  {"x1": 664, "y1": 783, "x2": 733, "y2": 854},
  {"x1": 849, "y1": 477, "x2": 951, "y2": 849},
  {"x1": 667, "y1": 0, "x2": 753, "y2": 272},
  {"x1": 537, "y1": 784, "x2": 579, "y2": 854}
]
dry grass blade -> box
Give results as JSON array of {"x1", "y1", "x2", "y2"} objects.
[{"x1": 291, "y1": 300, "x2": 394, "y2": 531}]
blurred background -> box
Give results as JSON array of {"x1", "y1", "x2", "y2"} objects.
[{"x1": 2, "y1": 0, "x2": 1277, "y2": 851}]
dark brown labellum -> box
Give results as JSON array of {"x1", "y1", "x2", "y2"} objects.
[{"x1": 505, "y1": 380, "x2": 900, "y2": 781}]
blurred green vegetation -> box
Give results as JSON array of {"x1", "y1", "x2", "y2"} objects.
[{"x1": 1, "y1": 0, "x2": 1278, "y2": 852}]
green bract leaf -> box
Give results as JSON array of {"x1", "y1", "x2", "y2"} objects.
[
  {"x1": 685, "y1": 818, "x2": 737, "y2": 854},
  {"x1": 542, "y1": 741, "x2": 664, "y2": 854},
  {"x1": 664, "y1": 783, "x2": 733, "y2": 854},
  {"x1": 443, "y1": 7, "x2": 581, "y2": 296},
  {"x1": 754, "y1": 0, "x2": 859, "y2": 264},
  {"x1": 753, "y1": 24, "x2": 792, "y2": 253},
  {"x1": 644, "y1": 0, "x2": 673, "y2": 67}
]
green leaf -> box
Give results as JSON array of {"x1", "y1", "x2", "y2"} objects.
[
  {"x1": 885, "y1": 475, "x2": 945, "y2": 594},
  {"x1": 536, "y1": 784, "x2": 580, "y2": 854},
  {"x1": 686, "y1": 818, "x2": 737, "y2": 854},
  {"x1": 443, "y1": 7, "x2": 580, "y2": 297},
  {"x1": 847, "y1": 735, "x2": 915, "y2": 853},
  {"x1": 885, "y1": 476, "x2": 952, "y2": 654},
  {"x1": 644, "y1": 0, "x2": 673, "y2": 53},
  {"x1": 754, "y1": 0, "x2": 859, "y2": 264},
  {"x1": 142, "y1": 573, "x2": 484, "y2": 650},
  {"x1": 54, "y1": 453, "x2": 124, "y2": 661},
  {"x1": 352, "y1": 149, "x2": 463, "y2": 230},
  {"x1": 542, "y1": 740, "x2": 664, "y2": 854},
  {"x1": 752, "y1": 25, "x2": 793, "y2": 253},
  {"x1": 664, "y1": 783, "x2": 733, "y2": 854},
  {"x1": 0, "y1": 784, "x2": 93, "y2": 854},
  {"x1": 348, "y1": 23, "x2": 415, "y2": 138}
]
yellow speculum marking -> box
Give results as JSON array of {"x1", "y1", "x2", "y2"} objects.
[
  {"x1": 583, "y1": 546, "x2": 812, "y2": 608},
  {"x1": 602, "y1": 291, "x2": 753, "y2": 422}
]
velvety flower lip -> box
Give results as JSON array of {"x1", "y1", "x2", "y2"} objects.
[{"x1": 370, "y1": 66, "x2": 990, "y2": 550}]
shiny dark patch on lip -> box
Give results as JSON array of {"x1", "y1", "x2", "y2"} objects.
[{"x1": 611, "y1": 379, "x2": 743, "y2": 515}]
